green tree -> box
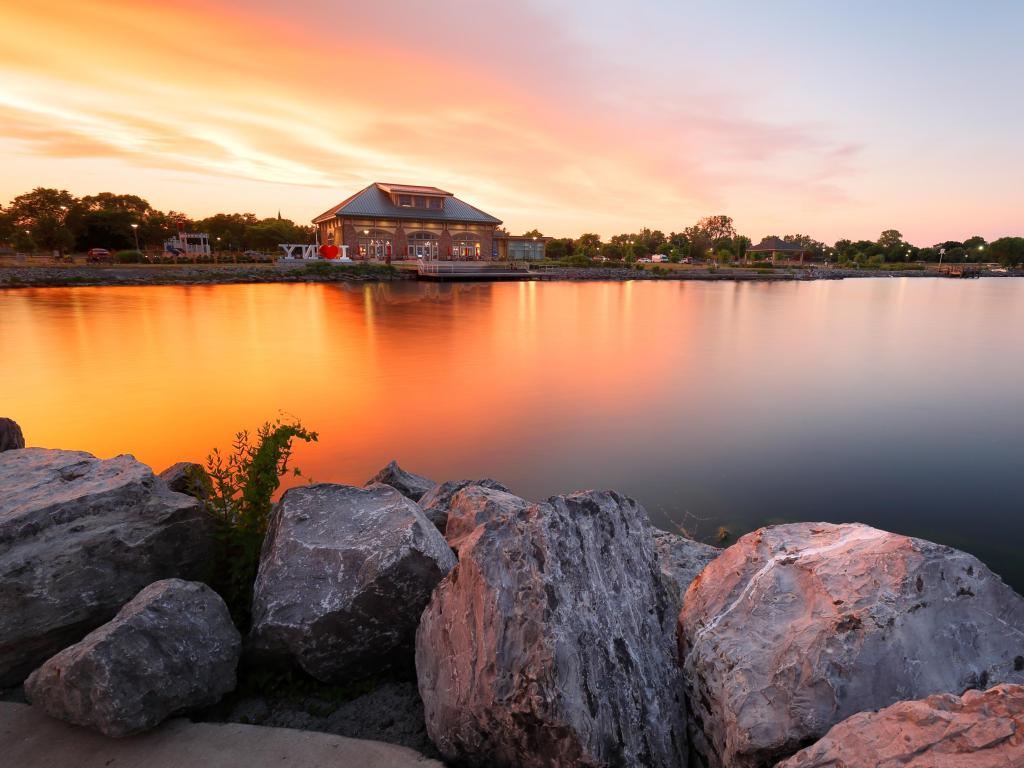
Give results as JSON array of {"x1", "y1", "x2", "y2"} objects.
[
  {"x1": 697, "y1": 215, "x2": 736, "y2": 241},
  {"x1": 989, "y1": 237, "x2": 1024, "y2": 267},
  {"x1": 575, "y1": 233, "x2": 602, "y2": 258},
  {"x1": 12, "y1": 229, "x2": 36, "y2": 253},
  {"x1": 75, "y1": 209, "x2": 136, "y2": 250},
  {"x1": 545, "y1": 237, "x2": 574, "y2": 260}
]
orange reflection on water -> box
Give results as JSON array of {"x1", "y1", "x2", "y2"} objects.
[{"x1": 0, "y1": 281, "x2": 700, "y2": 491}]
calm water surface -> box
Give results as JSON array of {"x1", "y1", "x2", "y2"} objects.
[{"x1": 2, "y1": 279, "x2": 1022, "y2": 588}]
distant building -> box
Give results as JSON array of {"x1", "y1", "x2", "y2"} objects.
[
  {"x1": 495, "y1": 232, "x2": 551, "y2": 260},
  {"x1": 164, "y1": 231, "x2": 211, "y2": 256},
  {"x1": 748, "y1": 236, "x2": 810, "y2": 263},
  {"x1": 313, "y1": 183, "x2": 502, "y2": 261}
]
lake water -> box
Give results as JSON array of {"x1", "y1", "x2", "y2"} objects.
[{"x1": 2, "y1": 278, "x2": 1022, "y2": 589}]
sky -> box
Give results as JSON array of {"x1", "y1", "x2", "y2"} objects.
[{"x1": 1, "y1": 0, "x2": 1021, "y2": 244}]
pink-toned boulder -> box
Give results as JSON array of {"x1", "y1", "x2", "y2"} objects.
[
  {"x1": 679, "y1": 522, "x2": 1024, "y2": 768},
  {"x1": 417, "y1": 490, "x2": 688, "y2": 768},
  {"x1": 777, "y1": 684, "x2": 1024, "y2": 768},
  {"x1": 442, "y1": 484, "x2": 530, "y2": 554}
]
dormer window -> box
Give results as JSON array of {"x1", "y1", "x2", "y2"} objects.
[{"x1": 399, "y1": 194, "x2": 413, "y2": 207}]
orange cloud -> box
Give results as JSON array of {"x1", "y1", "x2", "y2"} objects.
[{"x1": 0, "y1": 0, "x2": 878, "y2": 239}]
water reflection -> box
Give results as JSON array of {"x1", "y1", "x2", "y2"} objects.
[{"x1": 2, "y1": 279, "x2": 1022, "y2": 588}]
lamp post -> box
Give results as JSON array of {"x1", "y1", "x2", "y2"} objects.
[{"x1": 131, "y1": 223, "x2": 140, "y2": 252}]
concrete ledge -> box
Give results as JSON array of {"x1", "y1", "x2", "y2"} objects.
[{"x1": 0, "y1": 702, "x2": 443, "y2": 768}]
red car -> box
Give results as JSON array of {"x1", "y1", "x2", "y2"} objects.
[{"x1": 86, "y1": 248, "x2": 112, "y2": 262}]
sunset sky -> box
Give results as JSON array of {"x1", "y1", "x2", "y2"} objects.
[{"x1": 1, "y1": 0, "x2": 1021, "y2": 244}]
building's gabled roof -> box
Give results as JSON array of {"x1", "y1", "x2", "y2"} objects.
[
  {"x1": 376, "y1": 183, "x2": 451, "y2": 196},
  {"x1": 748, "y1": 236, "x2": 808, "y2": 252},
  {"x1": 313, "y1": 184, "x2": 501, "y2": 226}
]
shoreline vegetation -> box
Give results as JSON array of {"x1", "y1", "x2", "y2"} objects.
[{"x1": 1, "y1": 259, "x2": 1020, "y2": 289}]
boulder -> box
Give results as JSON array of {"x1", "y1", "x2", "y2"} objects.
[
  {"x1": 416, "y1": 490, "x2": 688, "y2": 768},
  {"x1": 678, "y1": 523, "x2": 1024, "y2": 768},
  {"x1": 159, "y1": 461, "x2": 212, "y2": 499},
  {"x1": 0, "y1": 449, "x2": 213, "y2": 686},
  {"x1": 250, "y1": 483, "x2": 456, "y2": 682},
  {"x1": 443, "y1": 484, "x2": 531, "y2": 554},
  {"x1": 417, "y1": 478, "x2": 510, "y2": 533},
  {"x1": 25, "y1": 579, "x2": 240, "y2": 737},
  {"x1": 0, "y1": 418, "x2": 25, "y2": 451},
  {"x1": 365, "y1": 460, "x2": 436, "y2": 502},
  {"x1": 777, "y1": 684, "x2": 1024, "y2": 768},
  {"x1": 652, "y1": 530, "x2": 720, "y2": 616}
]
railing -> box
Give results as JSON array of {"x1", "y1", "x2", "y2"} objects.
[{"x1": 417, "y1": 260, "x2": 532, "y2": 275}]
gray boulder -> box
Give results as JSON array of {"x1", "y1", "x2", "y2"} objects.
[
  {"x1": 250, "y1": 483, "x2": 456, "y2": 682},
  {"x1": 418, "y1": 478, "x2": 510, "y2": 533},
  {"x1": 0, "y1": 448, "x2": 213, "y2": 686},
  {"x1": 777, "y1": 684, "x2": 1024, "y2": 768},
  {"x1": 652, "y1": 530, "x2": 720, "y2": 617},
  {"x1": 416, "y1": 489, "x2": 688, "y2": 768},
  {"x1": 0, "y1": 418, "x2": 24, "y2": 451},
  {"x1": 679, "y1": 522, "x2": 1024, "y2": 768},
  {"x1": 158, "y1": 461, "x2": 212, "y2": 499},
  {"x1": 25, "y1": 579, "x2": 240, "y2": 737},
  {"x1": 443, "y1": 484, "x2": 531, "y2": 555},
  {"x1": 365, "y1": 460, "x2": 436, "y2": 502}
]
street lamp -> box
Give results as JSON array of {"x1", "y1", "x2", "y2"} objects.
[{"x1": 131, "y1": 223, "x2": 140, "y2": 252}]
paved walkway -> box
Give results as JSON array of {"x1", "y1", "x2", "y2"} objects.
[{"x1": 1, "y1": 702, "x2": 443, "y2": 768}]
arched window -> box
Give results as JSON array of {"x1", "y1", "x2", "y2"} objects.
[
  {"x1": 407, "y1": 231, "x2": 439, "y2": 260},
  {"x1": 451, "y1": 233, "x2": 481, "y2": 260},
  {"x1": 357, "y1": 228, "x2": 392, "y2": 260}
]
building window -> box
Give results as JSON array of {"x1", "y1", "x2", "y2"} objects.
[
  {"x1": 357, "y1": 229, "x2": 392, "y2": 260},
  {"x1": 399, "y1": 194, "x2": 412, "y2": 207},
  {"x1": 407, "y1": 231, "x2": 439, "y2": 260},
  {"x1": 452, "y1": 234, "x2": 482, "y2": 260}
]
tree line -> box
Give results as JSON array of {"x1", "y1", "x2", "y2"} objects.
[
  {"x1": 0, "y1": 187, "x2": 313, "y2": 254},
  {"x1": 520, "y1": 217, "x2": 1024, "y2": 268},
  {"x1": 3, "y1": 187, "x2": 1021, "y2": 267}
]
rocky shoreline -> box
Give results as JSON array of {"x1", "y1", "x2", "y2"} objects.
[
  {"x1": 2, "y1": 432, "x2": 1023, "y2": 767},
  {"x1": 2, "y1": 262, "x2": 1020, "y2": 289}
]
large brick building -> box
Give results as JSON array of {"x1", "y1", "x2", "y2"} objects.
[{"x1": 314, "y1": 183, "x2": 503, "y2": 261}]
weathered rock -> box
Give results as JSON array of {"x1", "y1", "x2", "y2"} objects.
[
  {"x1": 0, "y1": 448, "x2": 213, "y2": 686},
  {"x1": 0, "y1": 418, "x2": 25, "y2": 451},
  {"x1": 777, "y1": 684, "x2": 1024, "y2": 768},
  {"x1": 250, "y1": 483, "x2": 456, "y2": 682},
  {"x1": 652, "y1": 529, "x2": 720, "y2": 616},
  {"x1": 417, "y1": 489, "x2": 688, "y2": 768},
  {"x1": 25, "y1": 579, "x2": 240, "y2": 737},
  {"x1": 417, "y1": 478, "x2": 510, "y2": 533},
  {"x1": 679, "y1": 523, "x2": 1024, "y2": 768},
  {"x1": 365, "y1": 460, "x2": 436, "y2": 502},
  {"x1": 158, "y1": 461, "x2": 212, "y2": 499},
  {"x1": 443, "y1": 484, "x2": 531, "y2": 554}
]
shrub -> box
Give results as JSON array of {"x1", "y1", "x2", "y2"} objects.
[
  {"x1": 114, "y1": 249, "x2": 143, "y2": 263},
  {"x1": 563, "y1": 254, "x2": 594, "y2": 268},
  {"x1": 206, "y1": 418, "x2": 318, "y2": 627}
]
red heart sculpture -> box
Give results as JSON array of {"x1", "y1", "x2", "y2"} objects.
[{"x1": 320, "y1": 244, "x2": 340, "y2": 260}]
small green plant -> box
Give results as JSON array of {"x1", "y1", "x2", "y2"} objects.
[
  {"x1": 114, "y1": 249, "x2": 144, "y2": 263},
  {"x1": 206, "y1": 418, "x2": 318, "y2": 627}
]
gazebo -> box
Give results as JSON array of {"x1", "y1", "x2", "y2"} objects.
[{"x1": 747, "y1": 236, "x2": 810, "y2": 264}]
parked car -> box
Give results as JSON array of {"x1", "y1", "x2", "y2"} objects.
[
  {"x1": 86, "y1": 248, "x2": 112, "y2": 262},
  {"x1": 681, "y1": 256, "x2": 693, "y2": 264}
]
